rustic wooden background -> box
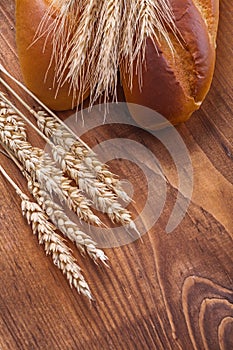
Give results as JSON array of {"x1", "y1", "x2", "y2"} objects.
[{"x1": 0, "y1": 1, "x2": 233, "y2": 349}]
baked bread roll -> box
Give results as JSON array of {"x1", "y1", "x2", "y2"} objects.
[
  {"x1": 16, "y1": 0, "x2": 89, "y2": 110},
  {"x1": 121, "y1": 0, "x2": 219, "y2": 127},
  {"x1": 16, "y1": 0, "x2": 219, "y2": 126}
]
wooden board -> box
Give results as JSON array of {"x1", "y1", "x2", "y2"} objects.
[{"x1": 0, "y1": 1, "x2": 233, "y2": 349}]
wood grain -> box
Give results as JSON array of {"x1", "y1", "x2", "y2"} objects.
[{"x1": 0, "y1": 1, "x2": 233, "y2": 349}]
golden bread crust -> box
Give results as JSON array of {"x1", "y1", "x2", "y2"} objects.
[{"x1": 16, "y1": 0, "x2": 89, "y2": 110}]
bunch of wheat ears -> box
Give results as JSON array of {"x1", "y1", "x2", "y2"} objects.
[
  {"x1": 35, "y1": 0, "x2": 177, "y2": 106},
  {"x1": 0, "y1": 66, "x2": 138, "y2": 300}
]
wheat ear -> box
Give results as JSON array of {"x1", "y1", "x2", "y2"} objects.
[
  {"x1": 0, "y1": 70, "x2": 127, "y2": 201},
  {"x1": 36, "y1": 0, "x2": 178, "y2": 105},
  {"x1": 0, "y1": 95, "x2": 102, "y2": 227},
  {"x1": 0, "y1": 92, "x2": 134, "y2": 230},
  {"x1": 119, "y1": 1, "x2": 135, "y2": 57},
  {"x1": 34, "y1": 0, "x2": 88, "y2": 104},
  {"x1": 0, "y1": 80, "x2": 137, "y2": 232},
  {"x1": 0, "y1": 101, "x2": 27, "y2": 139},
  {"x1": 34, "y1": 109, "x2": 130, "y2": 202},
  {"x1": 0, "y1": 98, "x2": 107, "y2": 264},
  {"x1": 0, "y1": 76, "x2": 131, "y2": 201},
  {"x1": 60, "y1": 0, "x2": 100, "y2": 104},
  {"x1": 28, "y1": 177, "x2": 109, "y2": 265},
  {"x1": 89, "y1": 0, "x2": 123, "y2": 106},
  {"x1": 27, "y1": 112, "x2": 137, "y2": 231},
  {"x1": 53, "y1": 144, "x2": 138, "y2": 231},
  {"x1": 0, "y1": 164, "x2": 93, "y2": 300},
  {"x1": 3, "y1": 144, "x2": 108, "y2": 265}
]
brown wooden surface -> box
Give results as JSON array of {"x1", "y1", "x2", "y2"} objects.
[{"x1": 0, "y1": 1, "x2": 233, "y2": 349}]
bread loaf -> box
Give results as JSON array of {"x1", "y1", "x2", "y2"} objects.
[
  {"x1": 121, "y1": 0, "x2": 219, "y2": 127},
  {"x1": 16, "y1": 0, "x2": 219, "y2": 125},
  {"x1": 16, "y1": 0, "x2": 89, "y2": 110}
]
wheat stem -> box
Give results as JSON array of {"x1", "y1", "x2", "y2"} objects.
[
  {"x1": 0, "y1": 64, "x2": 92, "y2": 152},
  {"x1": 57, "y1": 0, "x2": 100, "y2": 102},
  {"x1": 0, "y1": 164, "x2": 93, "y2": 300},
  {"x1": 0, "y1": 164, "x2": 22, "y2": 193}
]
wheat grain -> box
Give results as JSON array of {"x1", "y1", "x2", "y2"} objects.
[
  {"x1": 36, "y1": 110, "x2": 130, "y2": 201},
  {"x1": 26, "y1": 173, "x2": 108, "y2": 265},
  {"x1": 21, "y1": 195, "x2": 93, "y2": 299},
  {"x1": 0, "y1": 164, "x2": 93, "y2": 300},
  {"x1": 52, "y1": 144, "x2": 138, "y2": 231},
  {"x1": 0, "y1": 100, "x2": 27, "y2": 140}
]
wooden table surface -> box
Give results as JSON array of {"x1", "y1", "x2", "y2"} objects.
[{"x1": 0, "y1": 1, "x2": 233, "y2": 349}]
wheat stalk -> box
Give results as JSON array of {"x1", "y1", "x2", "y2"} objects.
[
  {"x1": 0, "y1": 80, "x2": 135, "y2": 223},
  {"x1": 0, "y1": 95, "x2": 102, "y2": 227},
  {"x1": 0, "y1": 93, "x2": 134, "y2": 230},
  {"x1": 0, "y1": 96, "x2": 108, "y2": 264},
  {"x1": 0, "y1": 164, "x2": 93, "y2": 300},
  {"x1": 0, "y1": 79, "x2": 137, "y2": 233}
]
